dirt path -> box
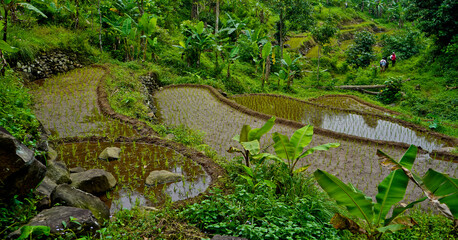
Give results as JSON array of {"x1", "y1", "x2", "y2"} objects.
[
  {"x1": 154, "y1": 86, "x2": 457, "y2": 204},
  {"x1": 31, "y1": 67, "x2": 138, "y2": 138}
]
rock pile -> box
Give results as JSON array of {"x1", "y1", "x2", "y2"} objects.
[
  {"x1": 16, "y1": 51, "x2": 84, "y2": 81},
  {"x1": 140, "y1": 72, "x2": 161, "y2": 117},
  {"x1": 1, "y1": 131, "x2": 117, "y2": 238}
]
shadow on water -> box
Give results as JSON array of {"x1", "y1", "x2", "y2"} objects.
[
  {"x1": 56, "y1": 141, "x2": 211, "y2": 214},
  {"x1": 233, "y1": 95, "x2": 446, "y2": 152}
]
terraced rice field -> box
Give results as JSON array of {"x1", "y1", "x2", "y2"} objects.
[
  {"x1": 30, "y1": 67, "x2": 137, "y2": 138},
  {"x1": 232, "y1": 94, "x2": 446, "y2": 151},
  {"x1": 154, "y1": 86, "x2": 457, "y2": 208},
  {"x1": 30, "y1": 68, "x2": 211, "y2": 211}
]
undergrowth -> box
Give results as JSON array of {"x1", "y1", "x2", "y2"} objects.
[{"x1": 0, "y1": 70, "x2": 40, "y2": 147}]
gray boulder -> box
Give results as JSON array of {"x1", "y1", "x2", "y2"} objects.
[
  {"x1": 145, "y1": 170, "x2": 183, "y2": 186},
  {"x1": 46, "y1": 160, "x2": 71, "y2": 184},
  {"x1": 69, "y1": 166, "x2": 86, "y2": 173},
  {"x1": 52, "y1": 184, "x2": 110, "y2": 224},
  {"x1": 70, "y1": 169, "x2": 117, "y2": 194},
  {"x1": 47, "y1": 147, "x2": 58, "y2": 162},
  {"x1": 35, "y1": 177, "x2": 58, "y2": 209},
  {"x1": 8, "y1": 206, "x2": 99, "y2": 239},
  {"x1": 0, "y1": 129, "x2": 46, "y2": 200},
  {"x1": 98, "y1": 147, "x2": 121, "y2": 161}
]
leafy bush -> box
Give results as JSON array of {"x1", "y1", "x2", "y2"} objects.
[
  {"x1": 380, "y1": 28, "x2": 423, "y2": 60},
  {"x1": 0, "y1": 194, "x2": 40, "y2": 239},
  {"x1": 0, "y1": 71, "x2": 40, "y2": 146},
  {"x1": 181, "y1": 187, "x2": 340, "y2": 240},
  {"x1": 377, "y1": 78, "x2": 403, "y2": 104},
  {"x1": 346, "y1": 31, "x2": 376, "y2": 68}
]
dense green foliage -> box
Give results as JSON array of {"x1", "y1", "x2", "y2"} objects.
[
  {"x1": 0, "y1": 0, "x2": 457, "y2": 239},
  {"x1": 0, "y1": 71, "x2": 40, "y2": 146},
  {"x1": 346, "y1": 30, "x2": 376, "y2": 68}
]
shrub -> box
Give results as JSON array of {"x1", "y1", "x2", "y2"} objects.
[
  {"x1": 0, "y1": 71, "x2": 40, "y2": 146},
  {"x1": 380, "y1": 28, "x2": 423, "y2": 60},
  {"x1": 346, "y1": 31, "x2": 376, "y2": 68},
  {"x1": 377, "y1": 78, "x2": 403, "y2": 104}
]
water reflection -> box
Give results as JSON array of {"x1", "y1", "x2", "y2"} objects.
[{"x1": 233, "y1": 95, "x2": 445, "y2": 152}]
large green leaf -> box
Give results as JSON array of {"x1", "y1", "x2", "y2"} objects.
[
  {"x1": 384, "y1": 197, "x2": 427, "y2": 225},
  {"x1": 298, "y1": 142, "x2": 340, "y2": 159},
  {"x1": 377, "y1": 145, "x2": 417, "y2": 171},
  {"x1": 262, "y1": 42, "x2": 271, "y2": 60},
  {"x1": 241, "y1": 140, "x2": 260, "y2": 156},
  {"x1": 196, "y1": 21, "x2": 204, "y2": 35},
  {"x1": 0, "y1": 40, "x2": 18, "y2": 53},
  {"x1": 290, "y1": 125, "x2": 314, "y2": 159},
  {"x1": 374, "y1": 169, "x2": 409, "y2": 225},
  {"x1": 121, "y1": 18, "x2": 132, "y2": 36},
  {"x1": 314, "y1": 169, "x2": 374, "y2": 225},
  {"x1": 18, "y1": 3, "x2": 47, "y2": 18},
  {"x1": 18, "y1": 225, "x2": 50, "y2": 240},
  {"x1": 272, "y1": 132, "x2": 295, "y2": 163},
  {"x1": 398, "y1": 145, "x2": 417, "y2": 170},
  {"x1": 422, "y1": 169, "x2": 458, "y2": 218},
  {"x1": 247, "y1": 116, "x2": 275, "y2": 141},
  {"x1": 239, "y1": 125, "x2": 251, "y2": 143}
]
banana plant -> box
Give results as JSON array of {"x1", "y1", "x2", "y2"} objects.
[
  {"x1": 138, "y1": 13, "x2": 157, "y2": 61},
  {"x1": 377, "y1": 147, "x2": 458, "y2": 220},
  {"x1": 260, "y1": 125, "x2": 339, "y2": 175},
  {"x1": 228, "y1": 116, "x2": 276, "y2": 167},
  {"x1": 314, "y1": 145, "x2": 429, "y2": 239},
  {"x1": 280, "y1": 53, "x2": 301, "y2": 87}
]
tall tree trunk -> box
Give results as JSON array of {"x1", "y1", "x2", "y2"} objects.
[
  {"x1": 75, "y1": 0, "x2": 80, "y2": 29},
  {"x1": 0, "y1": 50, "x2": 6, "y2": 76},
  {"x1": 3, "y1": 7, "x2": 8, "y2": 42},
  {"x1": 279, "y1": 9, "x2": 284, "y2": 64},
  {"x1": 215, "y1": 0, "x2": 219, "y2": 32},
  {"x1": 265, "y1": 56, "x2": 271, "y2": 84},
  {"x1": 98, "y1": 0, "x2": 103, "y2": 52},
  {"x1": 215, "y1": 0, "x2": 219, "y2": 71},
  {"x1": 317, "y1": 45, "x2": 321, "y2": 85},
  {"x1": 191, "y1": 0, "x2": 199, "y2": 20}
]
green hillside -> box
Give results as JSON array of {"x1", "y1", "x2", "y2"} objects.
[{"x1": 1, "y1": 0, "x2": 457, "y2": 239}]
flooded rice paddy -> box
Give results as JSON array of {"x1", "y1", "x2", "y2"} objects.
[
  {"x1": 232, "y1": 94, "x2": 446, "y2": 152},
  {"x1": 31, "y1": 68, "x2": 211, "y2": 211},
  {"x1": 154, "y1": 86, "x2": 457, "y2": 208},
  {"x1": 30, "y1": 68, "x2": 137, "y2": 138},
  {"x1": 57, "y1": 141, "x2": 210, "y2": 213}
]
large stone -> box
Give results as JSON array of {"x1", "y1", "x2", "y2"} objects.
[
  {"x1": 52, "y1": 184, "x2": 110, "y2": 224},
  {"x1": 0, "y1": 129, "x2": 46, "y2": 200},
  {"x1": 35, "y1": 177, "x2": 58, "y2": 209},
  {"x1": 8, "y1": 206, "x2": 100, "y2": 239},
  {"x1": 145, "y1": 170, "x2": 183, "y2": 186},
  {"x1": 46, "y1": 160, "x2": 71, "y2": 184},
  {"x1": 70, "y1": 169, "x2": 117, "y2": 194},
  {"x1": 98, "y1": 147, "x2": 121, "y2": 161}
]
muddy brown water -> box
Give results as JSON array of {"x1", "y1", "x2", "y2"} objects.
[
  {"x1": 154, "y1": 86, "x2": 457, "y2": 210},
  {"x1": 57, "y1": 141, "x2": 210, "y2": 213},
  {"x1": 30, "y1": 68, "x2": 211, "y2": 211},
  {"x1": 232, "y1": 94, "x2": 446, "y2": 152}
]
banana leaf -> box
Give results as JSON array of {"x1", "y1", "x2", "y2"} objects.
[
  {"x1": 247, "y1": 116, "x2": 275, "y2": 141},
  {"x1": 272, "y1": 132, "x2": 295, "y2": 163},
  {"x1": 314, "y1": 169, "x2": 374, "y2": 225},
  {"x1": 374, "y1": 169, "x2": 409, "y2": 225},
  {"x1": 422, "y1": 169, "x2": 458, "y2": 218},
  {"x1": 289, "y1": 125, "x2": 313, "y2": 159}
]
